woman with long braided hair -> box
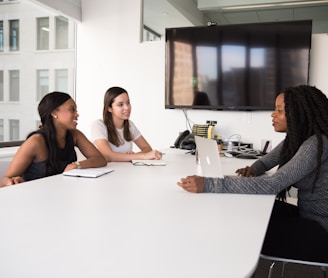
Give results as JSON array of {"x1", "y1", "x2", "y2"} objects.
[{"x1": 178, "y1": 85, "x2": 328, "y2": 262}]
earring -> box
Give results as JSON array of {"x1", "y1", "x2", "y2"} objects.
[{"x1": 52, "y1": 115, "x2": 58, "y2": 119}]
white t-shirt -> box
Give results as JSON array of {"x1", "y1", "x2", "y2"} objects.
[{"x1": 91, "y1": 119, "x2": 142, "y2": 153}]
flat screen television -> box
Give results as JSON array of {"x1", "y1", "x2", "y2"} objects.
[{"x1": 165, "y1": 20, "x2": 312, "y2": 111}]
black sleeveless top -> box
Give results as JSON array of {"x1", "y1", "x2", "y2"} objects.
[{"x1": 23, "y1": 132, "x2": 77, "y2": 181}]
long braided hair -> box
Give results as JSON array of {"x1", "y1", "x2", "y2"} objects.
[
  {"x1": 102, "y1": 86, "x2": 133, "y2": 147},
  {"x1": 27, "y1": 92, "x2": 72, "y2": 176},
  {"x1": 277, "y1": 85, "x2": 328, "y2": 200}
]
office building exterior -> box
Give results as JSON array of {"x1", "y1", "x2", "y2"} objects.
[{"x1": 0, "y1": 0, "x2": 76, "y2": 143}]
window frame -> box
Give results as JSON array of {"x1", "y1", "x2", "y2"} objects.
[
  {"x1": 9, "y1": 69, "x2": 19, "y2": 102},
  {"x1": 36, "y1": 17, "x2": 49, "y2": 50},
  {"x1": 0, "y1": 20, "x2": 3, "y2": 51},
  {"x1": 36, "y1": 69, "x2": 49, "y2": 101},
  {"x1": 9, "y1": 19, "x2": 19, "y2": 51}
]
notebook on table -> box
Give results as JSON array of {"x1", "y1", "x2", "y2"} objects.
[
  {"x1": 63, "y1": 167, "x2": 114, "y2": 178},
  {"x1": 131, "y1": 159, "x2": 166, "y2": 166}
]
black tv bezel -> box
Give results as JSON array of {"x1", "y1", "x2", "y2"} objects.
[
  {"x1": 165, "y1": 104, "x2": 275, "y2": 111},
  {"x1": 164, "y1": 20, "x2": 312, "y2": 112}
]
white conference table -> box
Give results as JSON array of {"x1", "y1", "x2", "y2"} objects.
[{"x1": 0, "y1": 148, "x2": 275, "y2": 278}]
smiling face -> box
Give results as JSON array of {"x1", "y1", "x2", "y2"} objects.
[
  {"x1": 271, "y1": 93, "x2": 287, "y2": 133},
  {"x1": 108, "y1": 92, "x2": 131, "y2": 123},
  {"x1": 52, "y1": 98, "x2": 79, "y2": 130}
]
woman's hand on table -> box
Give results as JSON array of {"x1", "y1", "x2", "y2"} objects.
[
  {"x1": 235, "y1": 166, "x2": 256, "y2": 177},
  {"x1": 177, "y1": 175, "x2": 205, "y2": 193}
]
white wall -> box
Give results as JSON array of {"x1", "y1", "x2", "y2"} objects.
[
  {"x1": 73, "y1": 0, "x2": 328, "y2": 151},
  {"x1": 309, "y1": 34, "x2": 328, "y2": 95}
]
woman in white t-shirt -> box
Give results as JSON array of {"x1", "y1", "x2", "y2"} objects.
[{"x1": 91, "y1": 86, "x2": 162, "y2": 162}]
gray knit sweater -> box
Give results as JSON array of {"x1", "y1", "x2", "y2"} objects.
[{"x1": 204, "y1": 135, "x2": 328, "y2": 232}]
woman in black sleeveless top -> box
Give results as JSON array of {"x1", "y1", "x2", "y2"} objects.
[{"x1": 1, "y1": 92, "x2": 106, "y2": 187}]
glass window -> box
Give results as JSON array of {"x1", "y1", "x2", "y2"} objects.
[
  {"x1": 9, "y1": 119, "x2": 19, "y2": 141},
  {"x1": 37, "y1": 69, "x2": 49, "y2": 101},
  {"x1": 0, "y1": 1, "x2": 76, "y2": 145},
  {"x1": 37, "y1": 17, "x2": 49, "y2": 50},
  {"x1": 55, "y1": 16, "x2": 68, "y2": 49},
  {"x1": 9, "y1": 19, "x2": 19, "y2": 51},
  {"x1": 55, "y1": 69, "x2": 68, "y2": 92},
  {"x1": 0, "y1": 21, "x2": 3, "y2": 51},
  {"x1": 0, "y1": 70, "x2": 3, "y2": 101},
  {"x1": 143, "y1": 26, "x2": 161, "y2": 41},
  {"x1": 9, "y1": 70, "x2": 19, "y2": 101}
]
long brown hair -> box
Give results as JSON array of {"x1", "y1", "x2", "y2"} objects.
[{"x1": 103, "y1": 86, "x2": 132, "y2": 147}]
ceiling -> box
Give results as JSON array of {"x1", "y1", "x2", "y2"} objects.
[{"x1": 143, "y1": 0, "x2": 328, "y2": 37}]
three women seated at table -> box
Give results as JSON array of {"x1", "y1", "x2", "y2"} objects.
[{"x1": 1, "y1": 84, "x2": 327, "y2": 266}]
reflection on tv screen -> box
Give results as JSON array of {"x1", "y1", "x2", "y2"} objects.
[{"x1": 165, "y1": 20, "x2": 312, "y2": 111}]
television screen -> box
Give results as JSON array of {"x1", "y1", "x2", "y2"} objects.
[{"x1": 165, "y1": 20, "x2": 312, "y2": 111}]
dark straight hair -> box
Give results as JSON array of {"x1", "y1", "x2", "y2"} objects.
[{"x1": 27, "y1": 91, "x2": 72, "y2": 175}]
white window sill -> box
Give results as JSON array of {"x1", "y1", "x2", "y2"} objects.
[{"x1": 0, "y1": 146, "x2": 19, "y2": 160}]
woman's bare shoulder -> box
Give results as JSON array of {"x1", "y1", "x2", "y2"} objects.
[
  {"x1": 14, "y1": 133, "x2": 47, "y2": 162},
  {"x1": 70, "y1": 129, "x2": 88, "y2": 144},
  {"x1": 70, "y1": 129, "x2": 84, "y2": 138},
  {"x1": 22, "y1": 133, "x2": 46, "y2": 150}
]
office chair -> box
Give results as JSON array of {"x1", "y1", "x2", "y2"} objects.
[
  {"x1": 258, "y1": 196, "x2": 328, "y2": 278},
  {"x1": 260, "y1": 254, "x2": 328, "y2": 278}
]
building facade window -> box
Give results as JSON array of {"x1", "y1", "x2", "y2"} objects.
[
  {"x1": 9, "y1": 119, "x2": 19, "y2": 141},
  {"x1": 0, "y1": 21, "x2": 3, "y2": 51},
  {"x1": 0, "y1": 70, "x2": 3, "y2": 101},
  {"x1": 37, "y1": 69, "x2": 49, "y2": 101},
  {"x1": 9, "y1": 70, "x2": 19, "y2": 101},
  {"x1": 9, "y1": 19, "x2": 19, "y2": 51},
  {"x1": 55, "y1": 16, "x2": 68, "y2": 49},
  {"x1": 0, "y1": 1, "x2": 76, "y2": 145},
  {"x1": 55, "y1": 69, "x2": 68, "y2": 93},
  {"x1": 37, "y1": 17, "x2": 49, "y2": 50}
]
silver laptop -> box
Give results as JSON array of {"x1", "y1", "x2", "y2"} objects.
[{"x1": 195, "y1": 135, "x2": 224, "y2": 178}]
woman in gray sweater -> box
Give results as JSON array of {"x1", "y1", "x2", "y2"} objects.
[{"x1": 178, "y1": 85, "x2": 328, "y2": 263}]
